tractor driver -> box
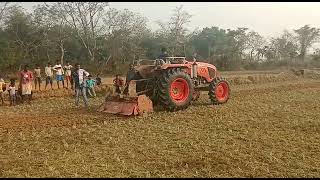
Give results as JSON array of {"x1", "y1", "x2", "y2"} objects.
[{"x1": 158, "y1": 48, "x2": 169, "y2": 63}]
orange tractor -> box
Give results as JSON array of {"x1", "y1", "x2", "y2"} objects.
[{"x1": 99, "y1": 57, "x2": 230, "y2": 116}]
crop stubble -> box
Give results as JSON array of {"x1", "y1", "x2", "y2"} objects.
[{"x1": 0, "y1": 73, "x2": 319, "y2": 177}]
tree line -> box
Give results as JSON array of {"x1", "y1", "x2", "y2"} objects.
[{"x1": 1, "y1": 2, "x2": 320, "y2": 75}]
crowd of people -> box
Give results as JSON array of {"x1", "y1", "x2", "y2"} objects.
[
  {"x1": 0, "y1": 61, "x2": 102, "y2": 107},
  {"x1": 0, "y1": 48, "x2": 169, "y2": 108}
]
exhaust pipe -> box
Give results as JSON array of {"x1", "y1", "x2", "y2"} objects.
[{"x1": 191, "y1": 61, "x2": 198, "y2": 79}]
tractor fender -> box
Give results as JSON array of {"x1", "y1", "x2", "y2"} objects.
[{"x1": 160, "y1": 64, "x2": 191, "y2": 70}]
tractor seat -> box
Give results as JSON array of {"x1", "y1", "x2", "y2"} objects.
[{"x1": 170, "y1": 58, "x2": 184, "y2": 64}]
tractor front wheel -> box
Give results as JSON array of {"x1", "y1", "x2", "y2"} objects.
[
  {"x1": 208, "y1": 77, "x2": 230, "y2": 105},
  {"x1": 156, "y1": 68, "x2": 194, "y2": 111}
]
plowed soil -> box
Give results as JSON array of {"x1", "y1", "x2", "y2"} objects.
[{"x1": 0, "y1": 71, "x2": 319, "y2": 177}]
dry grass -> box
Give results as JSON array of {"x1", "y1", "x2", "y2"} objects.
[
  {"x1": 226, "y1": 71, "x2": 299, "y2": 85},
  {"x1": 0, "y1": 72, "x2": 320, "y2": 177}
]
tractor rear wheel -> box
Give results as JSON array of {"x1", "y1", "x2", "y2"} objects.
[
  {"x1": 208, "y1": 77, "x2": 230, "y2": 105},
  {"x1": 156, "y1": 68, "x2": 194, "y2": 111}
]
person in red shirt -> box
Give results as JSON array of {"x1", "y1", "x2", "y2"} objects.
[
  {"x1": 113, "y1": 74, "x2": 124, "y2": 94},
  {"x1": 19, "y1": 65, "x2": 33, "y2": 104}
]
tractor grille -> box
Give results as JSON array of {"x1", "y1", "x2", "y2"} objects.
[{"x1": 208, "y1": 67, "x2": 216, "y2": 78}]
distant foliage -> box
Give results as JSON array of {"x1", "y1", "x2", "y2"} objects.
[{"x1": 0, "y1": 3, "x2": 320, "y2": 75}]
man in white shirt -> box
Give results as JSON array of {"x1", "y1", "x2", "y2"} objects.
[
  {"x1": 53, "y1": 61, "x2": 65, "y2": 89},
  {"x1": 72, "y1": 63, "x2": 90, "y2": 107},
  {"x1": 45, "y1": 62, "x2": 54, "y2": 90},
  {"x1": 64, "y1": 61, "x2": 73, "y2": 89}
]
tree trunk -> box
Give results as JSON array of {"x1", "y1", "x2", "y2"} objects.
[
  {"x1": 133, "y1": 53, "x2": 136, "y2": 64},
  {"x1": 257, "y1": 51, "x2": 261, "y2": 61},
  {"x1": 300, "y1": 50, "x2": 306, "y2": 62},
  {"x1": 250, "y1": 49, "x2": 254, "y2": 61},
  {"x1": 91, "y1": 50, "x2": 95, "y2": 62},
  {"x1": 46, "y1": 48, "x2": 51, "y2": 62},
  {"x1": 60, "y1": 43, "x2": 64, "y2": 65},
  {"x1": 87, "y1": 48, "x2": 94, "y2": 62},
  {"x1": 208, "y1": 44, "x2": 210, "y2": 58},
  {"x1": 31, "y1": 50, "x2": 35, "y2": 63},
  {"x1": 105, "y1": 54, "x2": 112, "y2": 66},
  {"x1": 37, "y1": 48, "x2": 40, "y2": 62}
]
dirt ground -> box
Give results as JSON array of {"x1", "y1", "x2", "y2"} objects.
[{"x1": 0, "y1": 71, "x2": 320, "y2": 177}]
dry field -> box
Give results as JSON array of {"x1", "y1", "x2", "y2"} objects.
[{"x1": 0, "y1": 70, "x2": 320, "y2": 177}]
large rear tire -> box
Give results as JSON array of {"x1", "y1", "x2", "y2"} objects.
[
  {"x1": 136, "y1": 79, "x2": 159, "y2": 105},
  {"x1": 208, "y1": 77, "x2": 230, "y2": 105},
  {"x1": 156, "y1": 68, "x2": 194, "y2": 111}
]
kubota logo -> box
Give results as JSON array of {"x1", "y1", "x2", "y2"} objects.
[{"x1": 200, "y1": 68, "x2": 206, "y2": 73}]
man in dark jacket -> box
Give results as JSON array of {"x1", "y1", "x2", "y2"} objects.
[
  {"x1": 158, "y1": 48, "x2": 169, "y2": 61},
  {"x1": 72, "y1": 63, "x2": 90, "y2": 107},
  {"x1": 123, "y1": 63, "x2": 136, "y2": 95}
]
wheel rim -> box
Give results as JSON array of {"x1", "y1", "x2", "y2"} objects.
[
  {"x1": 170, "y1": 78, "x2": 190, "y2": 103},
  {"x1": 215, "y1": 81, "x2": 229, "y2": 102}
]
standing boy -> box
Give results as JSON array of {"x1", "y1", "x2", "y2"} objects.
[
  {"x1": 64, "y1": 61, "x2": 73, "y2": 89},
  {"x1": 8, "y1": 79, "x2": 16, "y2": 106},
  {"x1": 86, "y1": 75, "x2": 96, "y2": 97},
  {"x1": 53, "y1": 61, "x2": 65, "y2": 89},
  {"x1": 34, "y1": 64, "x2": 42, "y2": 91},
  {"x1": 45, "y1": 63, "x2": 54, "y2": 90},
  {"x1": 96, "y1": 73, "x2": 102, "y2": 86},
  {"x1": 113, "y1": 74, "x2": 124, "y2": 94},
  {"x1": 123, "y1": 64, "x2": 136, "y2": 95}
]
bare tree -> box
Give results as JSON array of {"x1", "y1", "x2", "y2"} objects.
[
  {"x1": 0, "y1": 2, "x2": 10, "y2": 27},
  {"x1": 269, "y1": 30, "x2": 298, "y2": 61},
  {"x1": 35, "y1": 3, "x2": 71, "y2": 64},
  {"x1": 102, "y1": 8, "x2": 148, "y2": 64},
  {"x1": 3, "y1": 5, "x2": 46, "y2": 65},
  {"x1": 294, "y1": 25, "x2": 320, "y2": 61},
  {"x1": 51, "y1": 2, "x2": 109, "y2": 62},
  {"x1": 246, "y1": 31, "x2": 265, "y2": 61},
  {"x1": 227, "y1": 27, "x2": 250, "y2": 59},
  {"x1": 157, "y1": 5, "x2": 192, "y2": 56}
]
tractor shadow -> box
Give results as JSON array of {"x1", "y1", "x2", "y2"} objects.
[
  {"x1": 190, "y1": 100, "x2": 212, "y2": 107},
  {"x1": 152, "y1": 101, "x2": 213, "y2": 113}
]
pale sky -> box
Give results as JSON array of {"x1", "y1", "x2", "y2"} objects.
[{"x1": 16, "y1": 2, "x2": 320, "y2": 40}]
